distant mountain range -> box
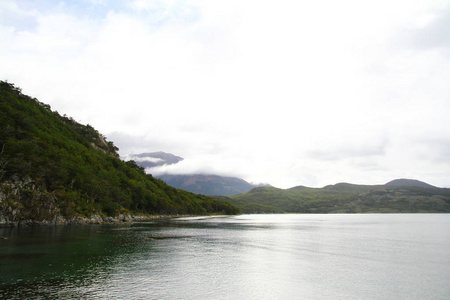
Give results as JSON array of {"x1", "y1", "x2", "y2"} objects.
[
  {"x1": 129, "y1": 151, "x2": 450, "y2": 214},
  {"x1": 130, "y1": 152, "x2": 269, "y2": 196},
  {"x1": 132, "y1": 152, "x2": 449, "y2": 211},
  {"x1": 216, "y1": 179, "x2": 450, "y2": 213}
]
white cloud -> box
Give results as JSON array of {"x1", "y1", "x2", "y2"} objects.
[
  {"x1": 1, "y1": 0, "x2": 450, "y2": 188},
  {"x1": 129, "y1": 156, "x2": 164, "y2": 163}
]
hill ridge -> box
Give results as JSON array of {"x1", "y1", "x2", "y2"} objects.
[
  {"x1": 221, "y1": 178, "x2": 450, "y2": 213},
  {"x1": 384, "y1": 178, "x2": 437, "y2": 189}
]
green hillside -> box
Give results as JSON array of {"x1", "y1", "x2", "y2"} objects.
[
  {"x1": 221, "y1": 181, "x2": 450, "y2": 213},
  {"x1": 0, "y1": 81, "x2": 239, "y2": 225}
]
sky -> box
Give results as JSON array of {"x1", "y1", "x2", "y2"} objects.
[{"x1": 1, "y1": 0, "x2": 450, "y2": 188}]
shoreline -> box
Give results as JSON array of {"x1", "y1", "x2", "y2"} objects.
[{"x1": 0, "y1": 213, "x2": 206, "y2": 227}]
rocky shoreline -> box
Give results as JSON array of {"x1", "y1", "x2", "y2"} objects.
[{"x1": 0, "y1": 213, "x2": 190, "y2": 227}]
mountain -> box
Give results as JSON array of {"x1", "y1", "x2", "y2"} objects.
[
  {"x1": 126, "y1": 152, "x2": 183, "y2": 168},
  {"x1": 384, "y1": 178, "x2": 437, "y2": 189},
  {"x1": 157, "y1": 174, "x2": 267, "y2": 196},
  {"x1": 128, "y1": 152, "x2": 269, "y2": 195},
  {"x1": 0, "y1": 81, "x2": 239, "y2": 226},
  {"x1": 219, "y1": 179, "x2": 450, "y2": 213}
]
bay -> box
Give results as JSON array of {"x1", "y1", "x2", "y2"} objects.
[{"x1": 0, "y1": 214, "x2": 449, "y2": 299}]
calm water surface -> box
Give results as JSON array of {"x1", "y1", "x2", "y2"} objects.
[{"x1": 0, "y1": 214, "x2": 449, "y2": 299}]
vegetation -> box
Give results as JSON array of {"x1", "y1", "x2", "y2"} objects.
[
  {"x1": 219, "y1": 182, "x2": 450, "y2": 213},
  {"x1": 0, "y1": 81, "x2": 239, "y2": 224}
]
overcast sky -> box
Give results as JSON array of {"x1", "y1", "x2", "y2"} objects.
[{"x1": 1, "y1": 0, "x2": 450, "y2": 188}]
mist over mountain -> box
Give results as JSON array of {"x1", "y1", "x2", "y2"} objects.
[
  {"x1": 129, "y1": 152, "x2": 269, "y2": 195},
  {"x1": 126, "y1": 152, "x2": 183, "y2": 168}
]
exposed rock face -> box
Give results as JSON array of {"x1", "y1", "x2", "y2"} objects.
[
  {"x1": 0, "y1": 177, "x2": 187, "y2": 226},
  {"x1": 0, "y1": 176, "x2": 60, "y2": 226},
  {"x1": 0, "y1": 177, "x2": 136, "y2": 226}
]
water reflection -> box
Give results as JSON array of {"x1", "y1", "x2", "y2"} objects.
[{"x1": 1, "y1": 214, "x2": 450, "y2": 299}]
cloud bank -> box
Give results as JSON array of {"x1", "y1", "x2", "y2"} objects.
[{"x1": 1, "y1": 0, "x2": 450, "y2": 188}]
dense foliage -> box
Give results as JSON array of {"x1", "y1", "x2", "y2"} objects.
[
  {"x1": 220, "y1": 182, "x2": 450, "y2": 213},
  {"x1": 0, "y1": 81, "x2": 239, "y2": 224}
]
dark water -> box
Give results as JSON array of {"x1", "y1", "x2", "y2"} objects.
[{"x1": 0, "y1": 214, "x2": 449, "y2": 299}]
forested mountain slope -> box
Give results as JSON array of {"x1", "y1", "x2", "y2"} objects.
[{"x1": 0, "y1": 81, "x2": 238, "y2": 225}]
